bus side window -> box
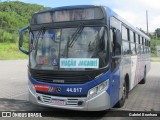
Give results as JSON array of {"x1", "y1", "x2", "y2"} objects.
[
  {"x1": 112, "y1": 28, "x2": 122, "y2": 56},
  {"x1": 110, "y1": 27, "x2": 122, "y2": 72}
]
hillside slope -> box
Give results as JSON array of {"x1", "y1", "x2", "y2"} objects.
[{"x1": 0, "y1": 1, "x2": 45, "y2": 29}]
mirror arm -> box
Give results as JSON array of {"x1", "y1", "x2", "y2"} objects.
[
  {"x1": 19, "y1": 47, "x2": 29, "y2": 55},
  {"x1": 18, "y1": 26, "x2": 29, "y2": 55},
  {"x1": 19, "y1": 26, "x2": 29, "y2": 33}
]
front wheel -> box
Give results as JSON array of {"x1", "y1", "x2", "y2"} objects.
[{"x1": 115, "y1": 81, "x2": 127, "y2": 108}]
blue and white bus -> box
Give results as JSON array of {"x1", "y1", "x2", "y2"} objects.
[{"x1": 19, "y1": 5, "x2": 151, "y2": 111}]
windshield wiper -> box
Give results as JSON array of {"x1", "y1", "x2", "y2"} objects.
[
  {"x1": 68, "y1": 23, "x2": 84, "y2": 47},
  {"x1": 62, "y1": 23, "x2": 84, "y2": 58},
  {"x1": 32, "y1": 26, "x2": 46, "y2": 50}
]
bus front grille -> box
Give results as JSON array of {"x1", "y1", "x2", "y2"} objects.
[
  {"x1": 41, "y1": 95, "x2": 52, "y2": 103},
  {"x1": 40, "y1": 94, "x2": 84, "y2": 106},
  {"x1": 31, "y1": 70, "x2": 93, "y2": 84}
]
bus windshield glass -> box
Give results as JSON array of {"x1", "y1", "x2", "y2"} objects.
[{"x1": 30, "y1": 26, "x2": 108, "y2": 71}]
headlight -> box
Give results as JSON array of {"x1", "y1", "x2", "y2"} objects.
[
  {"x1": 87, "y1": 80, "x2": 109, "y2": 100},
  {"x1": 98, "y1": 80, "x2": 108, "y2": 92},
  {"x1": 88, "y1": 87, "x2": 98, "y2": 96},
  {"x1": 28, "y1": 80, "x2": 36, "y2": 95}
]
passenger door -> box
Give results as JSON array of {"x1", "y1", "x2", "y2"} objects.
[{"x1": 110, "y1": 27, "x2": 122, "y2": 107}]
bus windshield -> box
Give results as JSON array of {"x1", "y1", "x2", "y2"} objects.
[{"x1": 30, "y1": 26, "x2": 108, "y2": 71}]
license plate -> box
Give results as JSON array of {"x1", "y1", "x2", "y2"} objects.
[{"x1": 52, "y1": 99, "x2": 66, "y2": 106}]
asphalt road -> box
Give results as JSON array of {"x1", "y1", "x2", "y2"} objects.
[{"x1": 0, "y1": 60, "x2": 160, "y2": 120}]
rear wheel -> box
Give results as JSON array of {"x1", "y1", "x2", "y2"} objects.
[
  {"x1": 139, "y1": 68, "x2": 146, "y2": 84},
  {"x1": 115, "y1": 81, "x2": 127, "y2": 108}
]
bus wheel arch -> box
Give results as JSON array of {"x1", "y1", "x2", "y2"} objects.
[
  {"x1": 125, "y1": 74, "x2": 130, "y2": 98},
  {"x1": 115, "y1": 74, "x2": 129, "y2": 108}
]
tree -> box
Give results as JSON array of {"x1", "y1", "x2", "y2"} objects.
[
  {"x1": 155, "y1": 28, "x2": 160, "y2": 38},
  {"x1": 0, "y1": 1, "x2": 46, "y2": 43}
]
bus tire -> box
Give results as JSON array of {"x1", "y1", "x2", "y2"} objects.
[
  {"x1": 115, "y1": 81, "x2": 127, "y2": 108},
  {"x1": 139, "y1": 68, "x2": 146, "y2": 84}
]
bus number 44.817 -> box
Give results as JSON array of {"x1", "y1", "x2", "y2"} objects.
[{"x1": 66, "y1": 88, "x2": 82, "y2": 93}]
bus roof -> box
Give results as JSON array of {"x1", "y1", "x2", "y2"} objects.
[{"x1": 35, "y1": 5, "x2": 99, "y2": 14}]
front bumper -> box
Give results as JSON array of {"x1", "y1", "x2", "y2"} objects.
[{"x1": 29, "y1": 86, "x2": 110, "y2": 111}]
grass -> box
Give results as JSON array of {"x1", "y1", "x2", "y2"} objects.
[
  {"x1": 151, "y1": 60, "x2": 160, "y2": 62},
  {"x1": 0, "y1": 42, "x2": 28, "y2": 60},
  {"x1": 156, "y1": 39, "x2": 160, "y2": 44}
]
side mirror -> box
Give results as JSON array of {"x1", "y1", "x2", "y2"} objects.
[
  {"x1": 19, "y1": 31, "x2": 24, "y2": 48},
  {"x1": 19, "y1": 26, "x2": 29, "y2": 55}
]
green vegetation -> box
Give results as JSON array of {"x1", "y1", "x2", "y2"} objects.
[
  {"x1": 150, "y1": 28, "x2": 160, "y2": 57},
  {"x1": 155, "y1": 28, "x2": 160, "y2": 38},
  {"x1": 0, "y1": 43, "x2": 28, "y2": 59},
  {"x1": 0, "y1": 1, "x2": 45, "y2": 29},
  {"x1": 150, "y1": 37, "x2": 160, "y2": 57},
  {"x1": 0, "y1": 1, "x2": 160, "y2": 59},
  {"x1": 151, "y1": 60, "x2": 160, "y2": 62},
  {"x1": 0, "y1": 1, "x2": 46, "y2": 59}
]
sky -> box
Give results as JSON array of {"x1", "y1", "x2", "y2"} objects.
[{"x1": 1, "y1": 0, "x2": 160, "y2": 32}]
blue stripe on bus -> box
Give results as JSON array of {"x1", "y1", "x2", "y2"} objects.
[{"x1": 108, "y1": 65, "x2": 121, "y2": 107}]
